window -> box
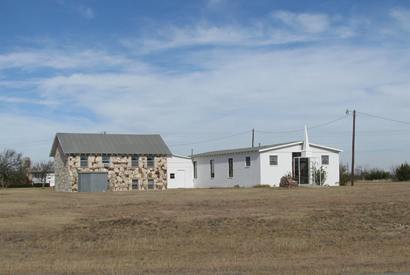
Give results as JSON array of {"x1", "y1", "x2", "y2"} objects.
[
  {"x1": 80, "y1": 155, "x2": 88, "y2": 167},
  {"x1": 170, "y1": 173, "x2": 175, "y2": 179},
  {"x1": 245, "y1": 156, "x2": 251, "y2": 167},
  {"x1": 148, "y1": 179, "x2": 155, "y2": 190},
  {"x1": 131, "y1": 155, "x2": 139, "y2": 167},
  {"x1": 132, "y1": 179, "x2": 139, "y2": 190},
  {"x1": 193, "y1": 161, "x2": 197, "y2": 179},
  {"x1": 322, "y1": 155, "x2": 329, "y2": 165},
  {"x1": 228, "y1": 158, "x2": 233, "y2": 178},
  {"x1": 269, "y1": 155, "x2": 278, "y2": 166},
  {"x1": 147, "y1": 156, "x2": 155, "y2": 168},
  {"x1": 102, "y1": 154, "x2": 110, "y2": 165},
  {"x1": 210, "y1": 160, "x2": 215, "y2": 178}
]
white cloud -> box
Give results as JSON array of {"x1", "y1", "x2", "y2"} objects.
[
  {"x1": 0, "y1": 49, "x2": 145, "y2": 71},
  {"x1": 121, "y1": 11, "x2": 355, "y2": 53},
  {"x1": 2, "y1": 8, "x2": 410, "y2": 167},
  {"x1": 0, "y1": 95, "x2": 58, "y2": 106},
  {"x1": 2, "y1": 44, "x2": 410, "y2": 167},
  {"x1": 272, "y1": 10, "x2": 330, "y2": 33},
  {"x1": 390, "y1": 8, "x2": 410, "y2": 31},
  {"x1": 122, "y1": 24, "x2": 317, "y2": 53},
  {"x1": 77, "y1": 6, "x2": 95, "y2": 19},
  {"x1": 35, "y1": 46, "x2": 410, "y2": 145}
]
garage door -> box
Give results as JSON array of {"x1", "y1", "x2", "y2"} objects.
[{"x1": 78, "y1": 173, "x2": 108, "y2": 192}]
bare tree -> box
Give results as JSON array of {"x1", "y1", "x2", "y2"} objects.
[
  {"x1": 32, "y1": 161, "x2": 54, "y2": 188},
  {"x1": 0, "y1": 149, "x2": 26, "y2": 188}
]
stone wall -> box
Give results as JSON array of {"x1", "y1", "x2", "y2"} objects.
[
  {"x1": 54, "y1": 147, "x2": 72, "y2": 192},
  {"x1": 61, "y1": 154, "x2": 167, "y2": 192}
]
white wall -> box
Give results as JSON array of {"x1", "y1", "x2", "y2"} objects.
[
  {"x1": 193, "y1": 152, "x2": 260, "y2": 188},
  {"x1": 260, "y1": 143, "x2": 340, "y2": 187},
  {"x1": 167, "y1": 155, "x2": 194, "y2": 188},
  {"x1": 260, "y1": 144, "x2": 303, "y2": 187},
  {"x1": 47, "y1": 173, "x2": 55, "y2": 187},
  {"x1": 310, "y1": 145, "x2": 340, "y2": 186}
]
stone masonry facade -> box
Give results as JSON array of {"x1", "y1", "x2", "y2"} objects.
[{"x1": 54, "y1": 146, "x2": 168, "y2": 192}]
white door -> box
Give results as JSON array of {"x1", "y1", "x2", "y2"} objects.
[{"x1": 175, "y1": 170, "x2": 186, "y2": 188}]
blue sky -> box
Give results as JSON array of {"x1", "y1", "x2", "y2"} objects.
[{"x1": 1, "y1": 0, "x2": 410, "y2": 169}]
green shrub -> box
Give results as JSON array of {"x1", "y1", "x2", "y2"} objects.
[
  {"x1": 362, "y1": 169, "x2": 391, "y2": 180},
  {"x1": 394, "y1": 163, "x2": 410, "y2": 181},
  {"x1": 339, "y1": 164, "x2": 350, "y2": 186}
]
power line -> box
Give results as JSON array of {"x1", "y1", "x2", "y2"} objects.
[
  {"x1": 308, "y1": 115, "x2": 348, "y2": 129},
  {"x1": 356, "y1": 111, "x2": 410, "y2": 126},
  {"x1": 256, "y1": 114, "x2": 348, "y2": 135},
  {"x1": 168, "y1": 130, "x2": 251, "y2": 147}
]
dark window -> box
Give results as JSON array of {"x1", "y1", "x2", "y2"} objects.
[
  {"x1": 269, "y1": 155, "x2": 278, "y2": 166},
  {"x1": 245, "y1": 156, "x2": 251, "y2": 167},
  {"x1": 147, "y1": 156, "x2": 155, "y2": 168},
  {"x1": 170, "y1": 173, "x2": 175, "y2": 179},
  {"x1": 80, "y1": 155, "x2": 88, "y2": 168},
  {"x1": 193, "y1": 161, "x2": 197, "y2": 179},
  {"x1": 102, "y1": 154, "x2": 110, "y2": 165},
  {"x1": 132, "y1": 179, "x2": 139, "y2": 190},
  {"x1": 228, "y1": 158, "x2": 233, "y2": 178},
  {"x1": 322, "y1": 155, "x2": 329, "y2": 165},
  {"x1": 131, "y1": 155, "x2": 139, "y2": 167},
  {"x1": 148, "y1": 179, "x2": 155, "y2": 190},
  {"x1": 210, "y1": 160, "x2": 215, "y2": 178}
]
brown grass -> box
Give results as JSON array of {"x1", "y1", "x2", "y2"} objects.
[{"x1": 1, "y1": 182, "x2": 410, "y2": 274}]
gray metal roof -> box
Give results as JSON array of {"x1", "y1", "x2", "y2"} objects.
[
  {"x1": 192, "y1": 141, "x2": 300, "y2": 158},
  {"x1": 50, "y1": 133, "x2": 172, "y2": 156}
]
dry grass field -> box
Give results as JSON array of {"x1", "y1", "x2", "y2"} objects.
[{"x1": 1, "y1": 182, "x2": 410, "y2": 274}]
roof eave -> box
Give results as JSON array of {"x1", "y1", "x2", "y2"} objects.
[
  {"x1": 309, "y1": 143, "x2": 343, "y2": 153},
  {"x1": 258, "y1": 141, "x2": 303, "y2": 153}
]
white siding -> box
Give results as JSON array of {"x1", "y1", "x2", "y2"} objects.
[
  {"x1": 260, "y1": 144, "x2": 303, "y2": 186},
  {"x1": 167, "y1": 156, "x2": 194, "y2": 188},
  {"x1": 260, "y1": 143, "x2": 340, "y2": 186},
  {"x1": 310, "y1": 145, "x2": 340, "y2": 186},
  {"x1": 193, "y1": 152, "x2": 260, "y2": 188}
]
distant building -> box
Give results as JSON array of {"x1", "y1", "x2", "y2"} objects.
[
  {"x1": 191, "y1": 127, "x2": 341, "y2": 187},
  {"x1": 49, "y1": 129, "x2": 342, "y2": 192},
  {"x1": 31, "y1": 170, "x2": 55, "y2": 187},
  {"x1": 50, "y1": 133, "x2": 172, "y2": 192}
]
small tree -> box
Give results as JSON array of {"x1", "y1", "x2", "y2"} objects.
[
  {"x1": 312, "y1": 166, "x2": 327, "y2": 185},
  {"x1": 32, "y1": 161, "x2": 54, "y2": 188},
  {"x1": 394, "y1": 163, "x2": 410, "y2": 181},
  {"x1": 0, "y1": 149, "x2": 26, "y2": 188}
]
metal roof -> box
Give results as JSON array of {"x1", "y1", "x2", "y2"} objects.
[
  {"x1": 192, "y1": 141, "x2": 300, "y2": 157},
  {"x1": 50, "y1": 133, "x2": 172, "y2": 156}
]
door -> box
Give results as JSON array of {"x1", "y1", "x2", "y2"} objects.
[
  {"x1": 78, "y1": 173, "x2": 108, "y2": 192},
  {"x1": 292, "y1": 152, "x2": 302, "y2": 179},
  {"x1": 175, "y1": 170, "x2": 186, "y2": 188},
  {"x1": 299, "y1": 158, "x2": 309, "y2": 184},
  {"x1": 294, "y1": 158, "x2": 309, "y2": 184}
]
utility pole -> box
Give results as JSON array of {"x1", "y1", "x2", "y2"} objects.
[
  {"x1": 351, "y1": 110, "x2": 356, "y2": 186},
  {"x1": 252, "y1": 128, "x2": 255, "y2": 148}
]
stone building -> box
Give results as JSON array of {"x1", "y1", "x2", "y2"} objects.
[{"x1": 50, "y1": 133, "x2": 172, "y2": 192}]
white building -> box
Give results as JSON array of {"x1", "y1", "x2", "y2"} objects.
[
  {"x1": 167, "y1": 155, "x2": 194, "y2": 188},
  {"x1": 168, "y1": 127, "x2": 341, "y2": 188},
  {"x1": 31, "y1": 172, "x2": 55, "y2": 187}
]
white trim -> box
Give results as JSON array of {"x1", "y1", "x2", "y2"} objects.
[
  {"x1": 259, "y1": 142, "x2": 303, "y2": 153},
  {"x1": 171, "y1": 154, "x2": 192, "y2": 159},
  {"x1": 259, "y1": 141, "x2": 342, "y2": 153},
  {"x1": 310, "y1": 143, "x2": 342, "y2": 153}
]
